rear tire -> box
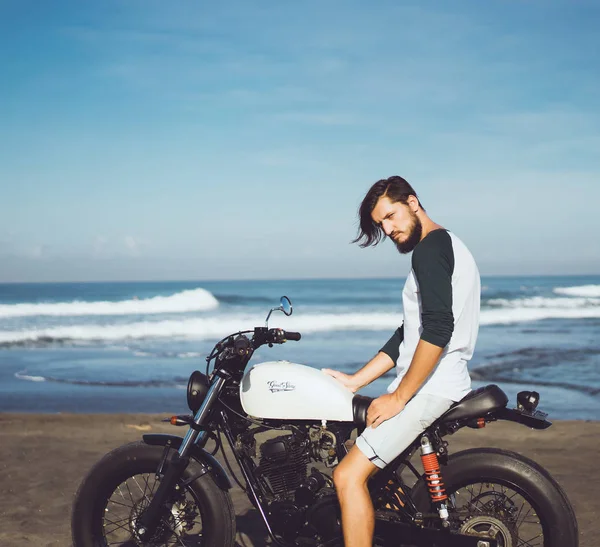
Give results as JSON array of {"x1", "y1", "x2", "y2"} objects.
[
  {"x1": 411, "y1": 448, "x2": 578, "y2": 547},
  {"x1": 72, "y1": 441, "x2": 236, "y2": 547}
]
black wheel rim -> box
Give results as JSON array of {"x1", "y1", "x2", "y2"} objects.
[
  {"x1": 101, "y1": 472, "x2": 205, "y2": 546},
  {"x1": 448, "y1": 480, "x2": 544, "y2": 547}
]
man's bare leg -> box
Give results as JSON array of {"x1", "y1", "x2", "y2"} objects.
[{"x1": 333, "y1": 444, "x2": 379, "y2": 547}]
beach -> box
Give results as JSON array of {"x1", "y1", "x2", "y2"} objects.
[{"x1": 0, "y1": 413, "x2": 597, "y2": 546}]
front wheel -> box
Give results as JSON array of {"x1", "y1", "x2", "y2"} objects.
[
  {"x1": 411, "y1": 448, "x2": 578, "y2": 547},
  {"x1": 72, "y1": 441, "x2": 236, "y2": 547}
]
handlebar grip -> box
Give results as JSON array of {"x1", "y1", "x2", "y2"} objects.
[{"x1": 284, "y1": 331, "x2": 301, "y2": 341}]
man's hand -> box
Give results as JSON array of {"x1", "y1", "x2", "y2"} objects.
[
  {"x1": 321, "y1": 368, "x2": 362, "y2": 393},
  {"x1": 367, "y1": 393, "x2": 406, "y2": 428}
]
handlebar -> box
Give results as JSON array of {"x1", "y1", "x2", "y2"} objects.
[
  {"x1": 248, "y1": 327, "x2": 302, "y2": 349},
  {"x1": 269, "y1": 328, "x2": 302, "y2": 344},
  {"x1": 206, "y1": 327, "x2": 303, "y2": 374},
  {"x1": 209, "y1": 327, "x2": 302, "y2": 363}
]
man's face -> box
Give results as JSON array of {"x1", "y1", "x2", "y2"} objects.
[{"x1": 371, "y1": 196, "x2": 422, "y2": 254}]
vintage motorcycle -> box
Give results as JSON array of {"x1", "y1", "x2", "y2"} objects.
[{"x1": 72, "y1": 297, "x2": 578, "y2": 547}]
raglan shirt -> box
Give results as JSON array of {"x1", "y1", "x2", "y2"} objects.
[{"x1": 381, "y1": 230, "x2": 480, "y2": 402}]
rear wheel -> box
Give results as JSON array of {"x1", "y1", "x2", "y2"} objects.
[
  {"x1": 72, "y1": 441, "x2": 236, "y2": 547},
  {"x1": 411, "y1": 448, "x2": 578, "y2": 547}
]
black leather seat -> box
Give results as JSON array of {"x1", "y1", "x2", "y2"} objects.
[
  {"x1": 439, "y1": 384, "x2": 508, "y2": 423},
  {"x1": 352, "y1": 385, "x2": 508, "y2": 427},
  {"x1": 352, "y1": 394, "x2": 374, "y2": 426}
]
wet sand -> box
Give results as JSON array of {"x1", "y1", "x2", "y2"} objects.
[{"x1": 0, "y1": 413, "x2": 597, "y2": 546}]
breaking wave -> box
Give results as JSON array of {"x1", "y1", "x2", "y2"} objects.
[
  {"x1": 0, "y1": 288, "x2": 219, "y2": 318},
  {"x1": 486, "y1": 296, "x2": 600, "y2": 308},
  {"x1": 0, "y1": 313, "x2": 401, "y2": 346},
  {"x1": 2, "y1": 302, "x2": 600, "y2": 347},
  {"x1": 553, "y1": 285, "x2": 600, "y2": 298},
  {"x1": 480, "y1": 306, "x2": 600, "y2": 325}
]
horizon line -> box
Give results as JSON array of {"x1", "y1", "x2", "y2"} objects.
[{"x1": 0, "y1": 273, "x2": 599, "y2": 285}]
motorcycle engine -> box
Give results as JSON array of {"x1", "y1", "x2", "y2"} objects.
[
  {"x1": 255, "y1": 431, "x2": 341, "y2": 542},
  {"x1": 257, "y1": 434, "x2": 310, "y2": 498}
]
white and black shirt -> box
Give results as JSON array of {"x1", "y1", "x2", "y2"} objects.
[{"x1": 380, "y1": 229, "x2": 480, "y2": 402}]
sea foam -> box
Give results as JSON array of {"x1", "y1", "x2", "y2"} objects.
[
  {"x1": 553, "y1": 285, "x2": 600, "y2": 298},
  {"x1": 2, "y1": 303, "x2": 600, "y2": 347},
  {"x1": 487, "y1": 296, "x2": 600, "y2": 308},
  {"x1": 0, "y1": 288, "x2": 219, "y2": 318},
  {"x1": 0, "y1": 313, "x2": 401, "y2": 345}
]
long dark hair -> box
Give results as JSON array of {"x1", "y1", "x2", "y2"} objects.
[{"x1": 352, "y1": 176, "x2": 424, "y2": 248}]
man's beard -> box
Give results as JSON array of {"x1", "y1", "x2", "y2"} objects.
[{"x1": 393, "y1": 214, "x2": 423, "y2": 254}]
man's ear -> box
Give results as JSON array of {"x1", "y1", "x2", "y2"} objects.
[{"x1": 407, "y1": 194, "x2": 420, "y2": 212}]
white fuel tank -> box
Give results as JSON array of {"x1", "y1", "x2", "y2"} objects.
[{"x1": 240, "y1": 361, "x2": 355, "y2": 421}]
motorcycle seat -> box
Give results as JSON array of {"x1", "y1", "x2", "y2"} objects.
[
  {"x1": 352, "y1": 394, "x2": 374, "y2": 426},
  {"x1": 438, "y1": 384, "x2": 508, "y2": 423},
  {"x1": 351, "y1": 384, "x2": 508, "y2": 428}
]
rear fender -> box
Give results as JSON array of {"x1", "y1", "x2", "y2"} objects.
[
  {"x1": 494, "y1": 407, "x2": 552, "y2": 429},
  {"x1": 143, "y1": 433, "x2": 232, "y2": 490}
]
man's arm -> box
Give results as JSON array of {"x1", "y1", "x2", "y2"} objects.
[
  {"x1": 322, "y1": 325, "x2": 403, "y2": 392},
  {"x1": 379, "y1": 325, "x2": 403, "y2": 363},
  {"x1": 391, "y1": 339, "x2": 445, "y2": 403},
  {"x1": 368, "y1": 231, "x2": 455, "y2": 427},
  {"x1": 393, "y1": 231, "x2": 454, "y2": 403}
]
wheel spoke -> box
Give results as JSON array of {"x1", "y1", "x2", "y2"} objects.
[
  {"x1": 449, "y1": 480, "x2": 544, "y2": 547},
  {"x1": 124, "y1": 481, "x2": 138, "y2": 507},
  {"x1": 117, "y1": 485, "x2": 129, "y2": 506},
  {"x1": 99, "y1": 466, "x2": 208, "y2": 547},
  {"x1": 514, "y1": 500, "x2": 526, "y2": 525},
  {"x1": 159, "y1": 518, "x2": 189, "y2": 547},
  {"x1": 518, "y1": 532, "x2": 543, "y2": 547},
  {"x1": 104, "y1": 517, "x2": 132, "y2": 536},
  {"x1": 104, "y1": 515, "x2": 130, "y2": 528},
  {"x1": 107, "y1": 498, "x2": 135, "y2": 510},
  {"x1": 142, "y1": 473, "x2": 156, "y2": 499},
  {"x1": 132, "y1": 475, "x2": 152, "y2": 505},
  {"x1": 516, "y1": 504, "x2": 534, "y2": 528},
  {"x1": 519, "y1": 517, "x2": 541, "y2": 524}
]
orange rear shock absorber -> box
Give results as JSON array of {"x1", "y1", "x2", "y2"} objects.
[{"x1": 420, "y1": 435, "x2": 449, "y2": 525}]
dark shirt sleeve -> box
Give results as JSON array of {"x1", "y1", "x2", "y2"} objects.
[
  {"x1": 379, "y1": 324, "x2": 404, "y2": 364},
  {"x1": 412, "y1": 230, "x2": 455, "y2": 348}
]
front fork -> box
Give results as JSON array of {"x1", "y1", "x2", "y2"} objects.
[{"x1": 134, "y1": 374, "x2": 227, "y2": 540}]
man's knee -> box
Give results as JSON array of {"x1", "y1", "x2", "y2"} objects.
[
  {"x1": 332, "y1": 463, "x2": 350, "y2": 491},
  {"x1": 333, "y1": 456, "x2": 370, "y2": 492}
]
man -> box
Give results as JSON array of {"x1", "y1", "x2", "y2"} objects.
[{"x1": 323, "y1": 176, "x2": 480, "y2": 547}]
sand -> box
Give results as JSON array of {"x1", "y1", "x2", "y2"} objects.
[{"x1": 0, "y1": 413, "x2": 597, "y2": 546}]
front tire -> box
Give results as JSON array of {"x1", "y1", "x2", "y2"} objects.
[
  {"x1": 72, "y1": 441, "x2": 236, "y2": 547},
  {"x1": 411, "y1": 448, "x2": 578, "y2": 547}
]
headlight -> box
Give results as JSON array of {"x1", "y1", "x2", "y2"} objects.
[{"x1": 187, "y1": 370, "x2": 209, "y2": 413}]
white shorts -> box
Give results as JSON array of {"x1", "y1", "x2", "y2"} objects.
[{"x1": 355, "y1": 392, "x2": 453, "y2": 469}]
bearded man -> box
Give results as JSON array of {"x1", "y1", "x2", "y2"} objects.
[{"x1": 323, "y1": 175, "x2": 481, "y2": 547}]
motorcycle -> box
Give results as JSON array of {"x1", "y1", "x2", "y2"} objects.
[{"x1": 72, "y1": 296, "x2": 578, "y2": 547}]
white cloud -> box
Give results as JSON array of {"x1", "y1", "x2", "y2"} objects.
[{"x1": 124, "y1": 235, "x2": 144, "y2": 257}]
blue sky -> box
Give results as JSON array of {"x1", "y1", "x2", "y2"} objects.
[{"x1": 1, "y1": 0, "x2": 599, "y2": 282}]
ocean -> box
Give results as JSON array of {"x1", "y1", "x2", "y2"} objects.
[{"x1": 1, "y1": 276, "x2": 599, "y2": 420}]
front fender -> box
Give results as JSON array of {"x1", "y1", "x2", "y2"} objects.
[{"x1": 143, "y1": 433, "x2": 232, "y2": 490}]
